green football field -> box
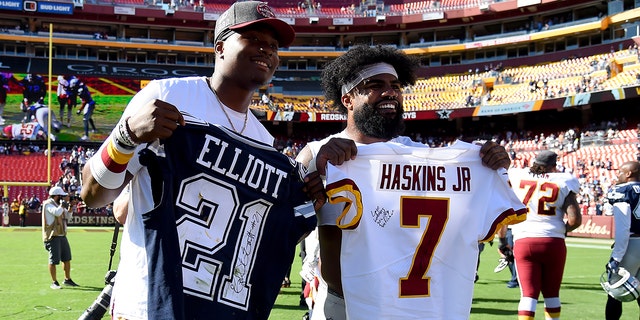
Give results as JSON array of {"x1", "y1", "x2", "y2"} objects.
[{"x1": 0, "y1": 227, "x2": 636, "y2": 320}]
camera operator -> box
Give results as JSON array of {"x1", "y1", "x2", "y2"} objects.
[{"x1": 42, "y1": 186, "x2": 79, "y2": 289}]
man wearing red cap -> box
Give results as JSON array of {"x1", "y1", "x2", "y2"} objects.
[{"x1": 81, "y1": 2, "x2": 324, "y2": 319}]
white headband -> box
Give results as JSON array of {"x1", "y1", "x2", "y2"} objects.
[{"x1": 341, "y1": 62, "x2": 399, "y2": 95}]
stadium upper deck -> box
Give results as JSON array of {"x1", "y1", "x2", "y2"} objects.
[
  {"x1": 1, "y1": 0, "x2": 640, "y2": 127},
  {"x1": 0, "y1": 0, "x2": 629, "y2": 64}
]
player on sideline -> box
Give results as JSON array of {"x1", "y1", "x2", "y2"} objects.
[
  {"x1": 80, "y1": 2, "x2": 328, "y2": 319},
  {"x1": 604, "y1": 161, "x2": 640, "y2": 320},
  {"x1": 74, "y1": 79, "x2": 98, "y2": 141},
  {"x1": 508, "y1": 150, "x2": 582, "y2": 320},
  {"x1": 296, "y1": 44, "x2": 525, "y2": 320}
]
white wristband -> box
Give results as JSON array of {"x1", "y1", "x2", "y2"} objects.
[
  {"x1": 114, "y1": 117, "x2": 137, "y2": 150},
  {"x1": 89, "y1": 145, "x2": 129, "y2": 190}
]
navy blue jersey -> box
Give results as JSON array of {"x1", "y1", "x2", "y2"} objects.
[
  {"x1": 78, "y1": 84, "x2": 93, "y2": 103},
  {"x1": 607, "y1": 182, "x2": 640, "y2": 234},
  {"x1": 608, "y1": 181, "x2": 640, "y2": 235},
  {"x1": 140, "y1": 115, "x2": 315, "y2": 320},
  {"x1": 20, "y1": 76, "x2": 46, "y2": 102}
]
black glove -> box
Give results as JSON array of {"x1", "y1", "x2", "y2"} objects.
[
  {"x1": 606, "y1": 258, "x2": 619, "y2": 280},
  {"x1": 498, "y1": 237, "x2": 514, "y2": 263},
  {"x1": 500, "y1": 246, "x2": 514, "y2": 263},
  {"x1": 60, "y1": 200, "x2": 70, "y2": 210},
  {"x1": 498, "y1": 237, "x2": 508, "y2": 248}
]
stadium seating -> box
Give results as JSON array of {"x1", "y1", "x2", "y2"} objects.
[
  {"x1": 0, "y1": 153, "x2": 67, "y2": 204},
  {"x1": 267, "y1": 48, "x2": 640, "y2": 112}
]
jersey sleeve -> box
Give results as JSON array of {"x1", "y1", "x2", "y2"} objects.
[
  {"x1": 611, "y1": 201, "x2": 631, "y2": 261},
  {"x1": 565, "y1": 174, "x2": 580, "y2": 194},
  {"x1": 480, "y1": 168, "x2": 528, "y2": 241},
  {"x1": 325, "y1": 163, "x2": 363, "y2": 229}
]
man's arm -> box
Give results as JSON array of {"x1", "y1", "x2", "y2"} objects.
[
  {"x1": 562, "y1": 192, "x2": 582, "y2": 232},
  {"x1": 80, "y1": 99, "x2": 184, "y2": 208},
  {"x1": 112, "y1": 187, "x2": 129, "y2": 225},
  {"x1": 296, "y1": 145, "x2": 314, "y2": 169},
  {"x1": 296, "y1": 140, "x2": 356, "y2": 297},
  {"x1": 611, "y1": 201, "x2": 631, "y2": 262},
  {"x1": 80, "y1": 168, "x2": 132, "y2": 209},
  {"x1": 298, "y1": 138, "x2": 357, "y2": 210},
  {"x1": 317, "y1": 225, "x2": 343, "y2": 296}
]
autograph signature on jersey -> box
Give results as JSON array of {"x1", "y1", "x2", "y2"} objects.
[{"x1": 372, "y1": 206, "x2": 394, "y2": 227}]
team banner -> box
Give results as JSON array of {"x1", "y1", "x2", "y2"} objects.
[
  {"x1": 567, "y1": 215, "x2": 614, "y2": 239},
  {"x1": 0, "y1": 56, "x2": 208, "y2": 79},
  {"x1": 36, "y1": 1, "x2": 73, "y2": 14},
  {"x1": 8, "y1": 211, "x2": 117, "y2": 227},
  {"x1": 472, "y1": 100, "x2": 543, "y2": 117},
  {"x1": 0, "y1": 0, "x2": 75, "y2": 14},
  {"x1": 113, "y1": 6, "x2": 135, "y2": 15},
  {"x1": 0, "y1": 0, "x2": 22, "y2": 11}
]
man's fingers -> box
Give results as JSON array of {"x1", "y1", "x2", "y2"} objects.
[
  {"x1": 315, "y1": 138, "x2": 358, "y2": 175},
  {"x1": 480, "y1": 142, "x2": 510, "y2": 170},
  {"x1": 479, "y1": 140, "x2": 497, "y2": 156},
  {"x1": 154, "y1": 99, "x2": 185, "y2": 125},
  {"x1": 303, "y1": 172, "x2": 327, "y2": 209},
  {"x1": 127, "y1": 99, "x2": 186, "y2": 142},
  {"x1": 154, "y1": 99, "x2": 178, "y2": 110}
]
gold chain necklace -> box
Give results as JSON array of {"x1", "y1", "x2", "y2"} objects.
[{"x1": 209, "y1": 78, "x2": 248, "y2": 134}]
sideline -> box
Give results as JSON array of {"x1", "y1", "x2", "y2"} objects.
[
  {"x1": 0, "y1": 226, "x2": 119, "y2": 232},
  {"x1": 566, "y1": 236, "x2": 613, "y2": 250}
]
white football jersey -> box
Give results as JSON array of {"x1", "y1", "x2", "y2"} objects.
[
  {"x1": 10, "y1": 122, "x2": 44, "y2": 140},
  {"x1": 508, "y1": 167, "x2": 580, "y2": 240},
  {"x1": 325, "y1": 141, "x2": 527, "y2": 320}
]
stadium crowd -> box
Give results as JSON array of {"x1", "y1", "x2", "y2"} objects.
[
  {"x1": 1, "y1": 114, "x2": 638, "y2": 227},
  {"x1": 273, "y1": 117, "x2": 639, "y2": 215}
]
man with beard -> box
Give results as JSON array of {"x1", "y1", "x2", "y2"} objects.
[{"x1": 296, "y1": 45, "x2": 514, "y2": 320}]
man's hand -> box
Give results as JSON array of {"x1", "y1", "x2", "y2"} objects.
[
  {"x1": 606, "y1": 258, "x2": 620, "y2": 280},
  {"x1": 303, "y1": 171, "x2": 327, "y2": 210},
  {"x1": 126, "y1": 99, "x2": 186, "y2": 143},
  {"x1": 314, "y1": 138, "x2": 357, "y2": 176},
  {"x1": 60, "y1": 200, "x2": 70, "y2": 210},
  {"x1": 480, "y1": 141, "x2": 510, "y2": 170},
  {"x1": 497, "y1": 237, "x2": 514, "y2": 263}
]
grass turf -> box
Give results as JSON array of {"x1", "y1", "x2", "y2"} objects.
[
  {"x1": 0, "y1": 227, "x2": 636, "y2": 319},
  {"x1": 2, "y1": 94, "x2": 129, "y2": 143}
]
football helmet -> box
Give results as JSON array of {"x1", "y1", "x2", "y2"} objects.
[
  {"x1": 70, "y1": 78, "x2": 83, "y2": 89},
  {"x1": 600, "y1": 267, "x2": 640, "y2": 302}
]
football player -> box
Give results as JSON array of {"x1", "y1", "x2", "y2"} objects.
[
  {"x1": 296, "y1": 44, "x2": 520, "y2": 320},
  {"x1": 508, "y1": 150, "x2": 582, "y2": 320},
  {"x1": 2, "y1": 122, "x2": 46, "y2": 140},
  {"x1": 604, "y1": 161, "x2": 640, "y2": 319}
]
